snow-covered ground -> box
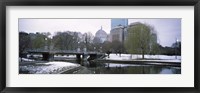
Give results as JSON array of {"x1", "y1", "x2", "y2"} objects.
[
  {"x1": 105, "y1": 54, "x2": 181, "y2": 63},
  {"x1": 19, "y1": 62, "x2": 80, "y2": 74}
]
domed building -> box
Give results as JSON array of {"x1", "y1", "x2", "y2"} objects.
[{"x1": 95, "y1": 26, "x2": 108, "y2": 43}]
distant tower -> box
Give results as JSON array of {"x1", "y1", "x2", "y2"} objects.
[{"x1": 111, "y1": 19, "x2": 128, "y2": 29}]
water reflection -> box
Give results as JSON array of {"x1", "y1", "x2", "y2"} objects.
[
  {"x1": 19, "y1": 60, "x2": 181, "y2": 74},
  {"x1": 88, "y1": 63, "x2": 181, "y2": 74}
]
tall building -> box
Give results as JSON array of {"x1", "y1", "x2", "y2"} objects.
[
  {"x1": 109, "y1": 19, "x2": 128, "y2": 42},
  {"x1": 110, "y1": 26, "x2": 124, "y2": 42},
  {"x1": 111, "y1": 19, "x2": 128, "y2": 29}
]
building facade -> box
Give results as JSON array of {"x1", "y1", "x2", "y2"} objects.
[
  {"x1": 110, "y1": 26, "x2": 124, "y2": 42},
  {"x1": 109, "y1": 26, "x2": 128, "y2": 43},
  {"x1": 109, "y1": 19, "x2": 128, "y2": 42}
]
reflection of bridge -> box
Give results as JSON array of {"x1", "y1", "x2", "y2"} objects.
[{"x1": 27, "y1": 50, "x2": 105, "y2": 66}]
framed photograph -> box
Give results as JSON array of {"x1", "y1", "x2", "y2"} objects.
[{"x1": 1, "y1": 0, "x2": 200, "y2": 93}]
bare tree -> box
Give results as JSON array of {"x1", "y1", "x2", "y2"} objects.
[{"x1": 83, "y1": 32, "x2": 94, "y2": 51}]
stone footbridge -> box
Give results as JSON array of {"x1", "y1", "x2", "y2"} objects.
[{"x1": 26, "y1": 50, "x2": 105, "y2": 66}]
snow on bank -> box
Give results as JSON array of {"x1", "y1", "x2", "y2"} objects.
[
  {"x1": 19, "y1": 62, "x2": 80, "y2": 74},
  {"x1": 19, "y1": 58, "x2": 35, "y2": 62},
  {"x1": 105, "y1": 54, "x2": 181, "y2": 62}
]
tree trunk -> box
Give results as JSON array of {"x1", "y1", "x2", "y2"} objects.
[{"x1": 142, "y1": 51, "x2": 145, "y2": 59}]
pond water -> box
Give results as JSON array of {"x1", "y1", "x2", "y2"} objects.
[
  {"x1": 19, "y1": 59, "x2": 181, "y2": 74},
  {"x1": 87, "y1": 63, "x2": 181, "y2": 74}
]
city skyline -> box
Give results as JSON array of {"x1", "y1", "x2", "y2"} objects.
[{"x1": 19, "y1": 18, "x2": 181, "y2": 47}]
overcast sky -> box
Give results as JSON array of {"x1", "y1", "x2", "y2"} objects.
[{"x1": 19, "y1": 18, "x2": 181, "y2": 47}]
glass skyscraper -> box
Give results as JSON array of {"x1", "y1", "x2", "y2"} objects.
[{"x1": 111, "y1": 19, "x2": 128, "y2": 29}]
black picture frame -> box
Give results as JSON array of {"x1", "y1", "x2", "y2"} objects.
[{"x1": 0, "y1": 0, "x2": 200, "y2": 93}]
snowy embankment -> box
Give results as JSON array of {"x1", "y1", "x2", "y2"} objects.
[
  {"x1": 105, "y1": 54, "x2": 181, "y2": 63},
  {"x1": 19, "y1": 62, "x2": 80, "y2": 74}
]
